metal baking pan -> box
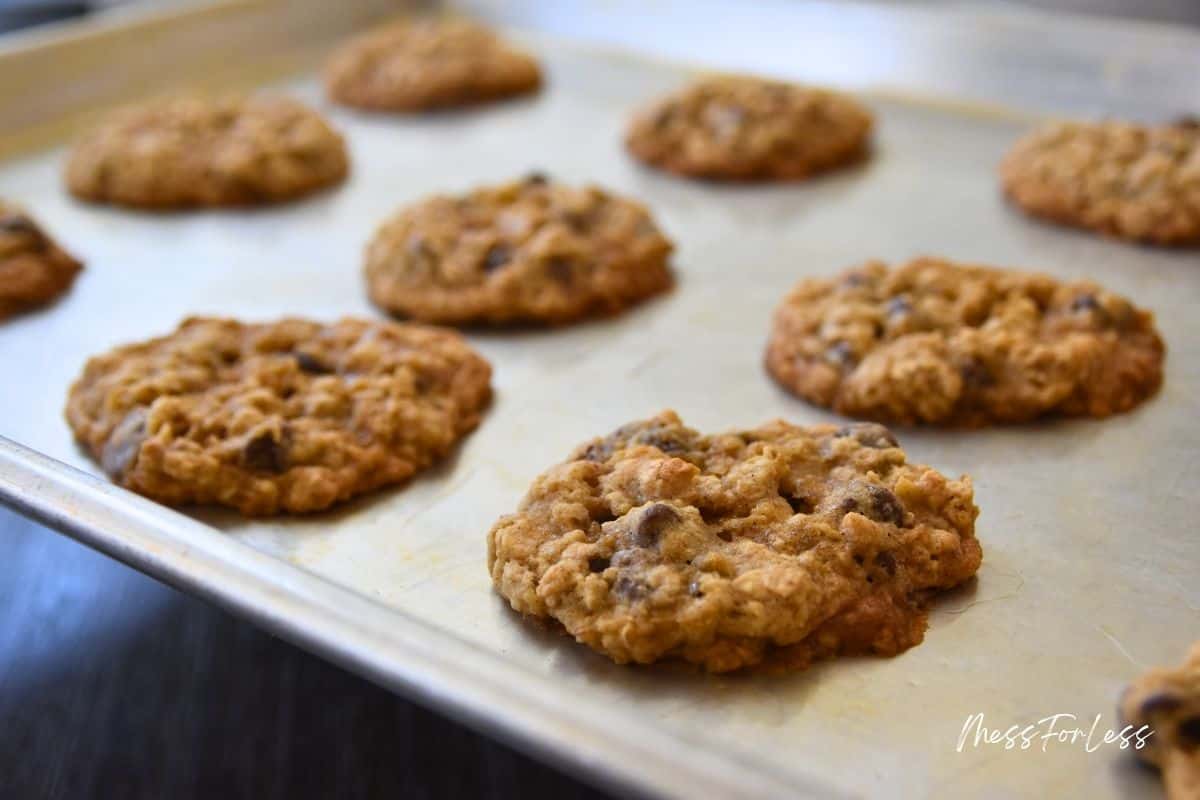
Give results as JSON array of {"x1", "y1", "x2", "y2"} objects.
[{"x1": 1, "y1": 2, "x2": 1198, "y2": 797}]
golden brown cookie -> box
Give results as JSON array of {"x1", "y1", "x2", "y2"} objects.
[
  {"x1": 364, "y1": 174, "x2": 674, "y2": 326},
  {"x1": 65, "y1": 317, "x2": 491, "y2": 516},
  {"x1": 487, "y1": 410, "x2": 981, "y2": 673},
  {"x1": 1120, "y1": 643, "x2": 1200, "y2": 800},
  {"x1": 0, "y1": 202, "x2": 82, "y2": 319},
  {"x1": 765, "y1": 258, "x2": 1165, "y2": 427},
  {"x1": 624, "y1": 75, "x2": 873, "y2": 181},
  {"x1": 66, "y1": 95, "x2": 349, "y2": 210},
  {"x1": 324, "y1": 18, "x2": 541, "y2": 111},
  {"x1": 1000, "y1": 119, "x2": 1200, "y2": 246}
]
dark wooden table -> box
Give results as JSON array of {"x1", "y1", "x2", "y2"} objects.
[{"x1": 0, "y1": 505, "x2": 614, "y2": 799}]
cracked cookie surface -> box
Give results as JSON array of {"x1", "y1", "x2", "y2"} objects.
[
  {"x1": 487, "y1": 410, "x2": 980, "y2": 672},
  {"x1": 65, "y1": 317, "x2": 491, "y2": 515},
  {"x1": 1000, "y1": 119, "x2": 1200, "y2": 245},
  {"x1": 66, "y1": 95, "x2": 349, "y2": 209},
  {"x1": 624, "y1": 75, "x2": 873, "y2": 181},
  {"x1": 365, "y1": 175, "x2": 674, "y2": 325},
  {"x1": 0, "y1": 202, "x2": 82, "y2": 319},
  {"x1": 765, "y1": 258, "x2": 1165, "y2": 427},
  {"x1": 325, "y1": 18, "x2": 541, "y2": 111},
  {"x1": 1120, "y1": 643, "x2": 1200, "y2": 800}
]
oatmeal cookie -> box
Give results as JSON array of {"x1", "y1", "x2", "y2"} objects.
[
  {"x1": 624, "y1": 75, "x2": 873, "y2": 181},
  {"x1": 1000, "y1": 119, "x2": 1200, "y2": 245},
  {"x1": 765, "y1": 258, "x2": 1164, "y2": 427},
  {"x1": 66, "y1": 95, "x2": 349, "y2": 209},
  {"x1": 0, "y1": 202, "x2": 82, "y2": 319},
  {"x1": 325, "y1": 18, "x2": 541, "y2": 111},
  {"x1": 365, "y1": 174, "x2": 674, "y2": 325},
  {"x1": 487, "y1": 410, "x2": 981, "y2": 672},
  {"x1": 65, "y1": 317, "x2": 491, "y2": 515},
  {"x1": 1120, "y1": 643, "x2": 1200, "y2": 800}
]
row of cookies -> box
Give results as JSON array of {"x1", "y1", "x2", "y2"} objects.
[{"x1": 0, "y1": 21, "x2": 1192, "y2": 779}]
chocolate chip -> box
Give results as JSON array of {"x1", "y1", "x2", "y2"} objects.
[
  {"x1": 0, "y1": 213, "x2": 41, "y2": 237},
  {"x1": 524, "y1": 171, "x2": 549, "y2": 185},
  {"x1": 825, "y1": 341, "x2": 856, "y2": 368},
  {"x1": 613, "y1": 575, "x2": 646, "y2": 601},
  {"x1": 579, "y1": 440, "x2": 613, "y2": 462},
  {"x1": 1172, "y1": 115, "x2": 1200, "y2": 130},
  {"x1": 886, "y1": 296, "x2": 912, "y2": 318},
  {"x1": 242, "y1": 430, "x2": 288, "y2": 473},
  {"x1": 875, "y1": 551, "x2": 897, "y2": 575},
  {"x1": 0, "y1": 213, "x2": 47, "y2": 251},
  {"x1": 786, "y1": 495, "x2": 813, "y2": 514},
  {"x1": 633, "y1": 503, "x2": 679, "y2": 547},
  {"x1": 547, "y1": 257, "x2": 574, "y2": 285},
  {"x1": 959, "y1": 359, "x2": 994, "y2": 389},
  {"x1": 100, "y1": 408, "x2": 148, "y2": 478},
  {"x1": 688, "y1": 579, "x2": 704, "y2": 598},
  {"x1": 650, "y1": 107, "x2": 675, "y2": 130},
  {"x1": 839, "y1": 482, "x2": 905, "y2": 526},
  {"x1": 1071, "y1": 294, "x2": 1101, "y2": 313},
  {"x1": 293, "y1": 352, "x2": 332, "y2": 375},
  {"x1": 1178, "y1": 716, "x2": 1200, "y2": 746},
  {"x1": 635, "y1": 432, "x2": 686, "y2": 455},
  {"x1": 841, "y1": 272, "x2": 870, "y2": 288},
  {"x1": 483, "y1": 243, "x2": 512, "y2": 273},
  {"x1": 1139, "y1": 692, "x2": 1183, "y2": 717},
  {"x1": 588, "y1": 556, "x2": 610, "y2": 573},
  {"x1": 835, "y1": 423, "x2": 898, "y2": 449}
]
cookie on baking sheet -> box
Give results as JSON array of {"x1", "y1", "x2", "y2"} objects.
[
  {"x1": 364, "y1": 174, "x2": 674, "y2": 326},
  {"x1": 1000, "y1": 119, "x2": 1200, "y2": 245},
  {"x1": 324, "y1": 18, "x2": 541, "y2": 111},
  {"x1": 487, "y1": 410, "x2": 981, "y2": 673},
  {"x1": 65, "y1": 317, "x2": 491, "y2": 516},
  {"x1": 0, "y1": 202, "x2": 82, "y2": 319},
  {"x1": 765, "y1": 257, "x2": 1165, "y2": 427},
  {"x1": 1120, "y1": 643, "x2": 1200, "y2": 800},
  {"x1": 624, "y1": 75, "x2": 873, "y2": 181},
  {"x1": 66, "y1": 95, "x2": 349, "y2": 209}
]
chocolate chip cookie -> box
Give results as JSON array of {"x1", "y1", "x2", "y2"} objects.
[
  {"x1": 1000, "y1": 119, "x2": 1200, "y2": 245},
  {"x1": 765, "y1": 258, "x2": 1165, "y2": 427},
  {"x1": 624, "y1": 75, "x2": 873, "y2": 181},
  {"x1": 325, "y1": 18, "x2": 541, "y2": 111},
  {"x1": 0, "y1": 202, "x2": 82, "y2": 319},
  {"x1": 365, "y1": 174, "x2": 674, "y2": 325},
  {"x1": 65, "y1": 317, "x2": 491, "y2": 516},
  {"x1": 487, "y1": 410, "x2": 981, "y2": 672},
  {"x1": 1120, "y1": 643, "x2": 1200, "y2": 800},
  {"x1": 66, "y1": 95, "x2": 349, "y2": 209}
]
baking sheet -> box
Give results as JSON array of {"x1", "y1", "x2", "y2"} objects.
[{"x1": 1, "y1": 31, "x2": 1198, "y2": 800}]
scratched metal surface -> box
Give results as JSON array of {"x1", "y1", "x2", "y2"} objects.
[{"x1": 0, "y1": 27, "x2": 1198, "y2": 800}]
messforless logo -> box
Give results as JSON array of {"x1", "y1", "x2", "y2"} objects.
[{"x1": 956, "y1": 712, "x2": 1155, "y2": 753}]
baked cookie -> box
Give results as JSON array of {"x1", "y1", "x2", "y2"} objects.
[
  {"x1": 1000, "y1": 119, "x2": 1200, "y2": 245},
  {"x1": 1120, "y1": 643, "x2": 1200, "y2": 800},
  {"x1": 624, "y1": 75, "x2": 873, "y2": 181},
  {"x1": 325, "y1": 18, "x2": 541, "y2": 111},
  {"x1": 65, "y1": 317, "x2": 491, "y2": 515},
  {"x1": 0, "y1": 202, "x2": 82, "y2": 319},
  {"x1": 487, "y1": 410, "x2": 981, "y2": 672},
  {"x1": 365, "y1": 174, "x2": 674, "y2": 325},
  {"x1": 765, "y1": 258, "x2": 1165, "y2": 427},
  {"x1": 66, "y1": 95, "x2": 349, "y2": 209}
]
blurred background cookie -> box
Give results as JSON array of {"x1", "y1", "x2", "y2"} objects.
[
  {"x1": 0, "y1": 201, "x2": 81, "y2": 319},
  {"x1": 1000, "y1": 119, "x2": 1200, "y2": 246},
  {"x1": 365, "y1": 174, "x2": 674, "y2": 326},
  {"x1": 324, "y1": 18, "x2": 541, "y2": 112},
  {"x1": 65, "y1": 95, "x2": 349, "y2": 209},
  {"x1": 625, "y1": 75, "x2": 872, "y2": 181}
]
